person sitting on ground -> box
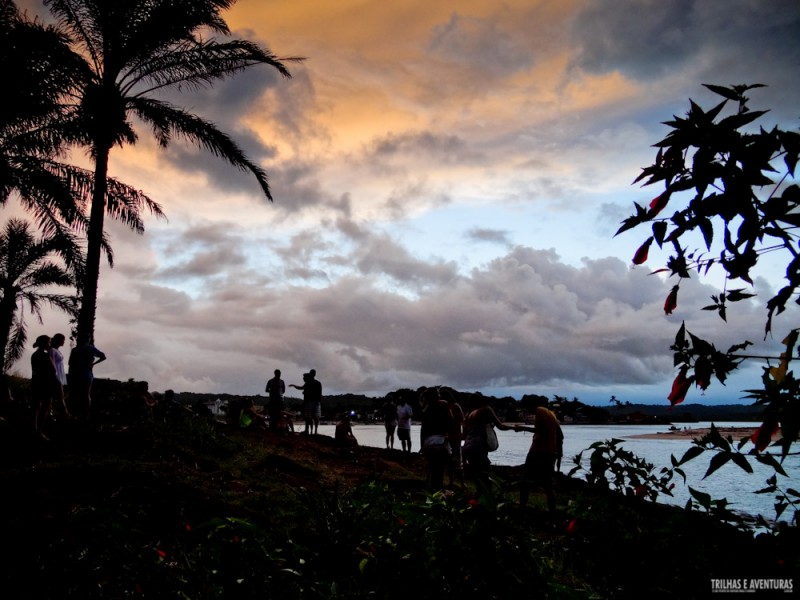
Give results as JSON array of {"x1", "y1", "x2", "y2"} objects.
[
  {"x1": 140, "y1": 388, "x2": 158, "y2": 422},
  {"x1": 273, "y1": 409, "x2": 295, "y2": 433},
  {"x1": 238, "y1": 397, "x2": 267, "y2": 430},
  {"x1": 335, "y1": 413, "x2": 358, "y2": 449}
]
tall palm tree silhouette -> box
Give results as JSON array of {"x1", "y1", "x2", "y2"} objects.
[
  {"x1": 43, "y1": 0, "x2": 300, "y2": 341},
  {"x1": 0, "y1": 218, "x2": 78, "y2": 373},
  {"x1": 1, "y1": 0, "x2": 164, "y2": 278}
]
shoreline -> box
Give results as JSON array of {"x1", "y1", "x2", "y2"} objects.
[{"x1": 625, "y1": 426, "x2": 757, "y2": 441}]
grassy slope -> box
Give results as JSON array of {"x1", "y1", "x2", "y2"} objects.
[{"x1": 0, "y1": 412, "x2": 797, "y2": 599}]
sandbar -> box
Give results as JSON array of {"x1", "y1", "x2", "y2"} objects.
[{"x1": 625, "y1": 426, "x2": 757, "y2": 441}]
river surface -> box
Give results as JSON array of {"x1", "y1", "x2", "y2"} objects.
[{"x1": 318, "y1": 421, "x2": 799, "y2": 523}]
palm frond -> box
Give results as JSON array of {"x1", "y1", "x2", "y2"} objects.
[
  {"x1": 132, "y1": 97, "x2": 272, "y2": 199},
  {"x1": 3, "y1": 319, "x2": 27, "y2": 373},
  {"x1": 105, "y1": 176, "x2": 166, "y2": 234},
  {"x1": 124, "y1": 39, "x2": 299, "y2": 96}
]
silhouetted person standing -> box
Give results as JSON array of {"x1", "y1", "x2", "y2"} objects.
[
  {"x1": 382, "y1": 393, "x2": 398, "y2": 449},
  {"x1": 31, "y1": 335, "x2": 58, "y2": 440},
  {"x1": 419, "y1": 387, "x2": 454, "y2": 492},
  {"x1": 306, "y1": 369, "x2": 322, "y2": 434},
  {"x1": 265, "y1": 369, "x2": 285, "y2": 430},
  {"x1": 67, "y1": 335, "x2": 106, "y2": 420},
  {"x1": 518, "y1": 407, "x2": 563, "y2": 511},
  {"x1": 396, "y1": 396, "x2": 413, "y2": 453},
  {"x1": 290, "y1": 369, "x2": 322, "y2": 435},
  {"x1": 49, "y1": 333, "x2": 71, "y2": 419}
]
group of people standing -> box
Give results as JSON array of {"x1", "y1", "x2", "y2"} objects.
[
  {"x1": 384, "y1": 387, "x2": 564, "y2": 510},
  {"x1": 262, "y1": 368, "x2": 322, "y2": 435},
  {"x1": 260, "y1": 371, "x2": 563, "y2": 509},
  {"x1": 30, "y1": 333, "x2": 106, "y2": 439}
]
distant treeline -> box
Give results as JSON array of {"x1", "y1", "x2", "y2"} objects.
[
  {"x1": 4, "y1": 375, "x2": 765, "y2": 425},
  {"x1": 170, "y1": 386, "x2": 765, "y2": 424}
]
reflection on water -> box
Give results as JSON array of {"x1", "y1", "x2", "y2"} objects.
[{"x1": 319, "y1": 421, "x2": 798, "y2": 521}]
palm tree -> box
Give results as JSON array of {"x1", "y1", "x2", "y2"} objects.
[
  {"x1": 42, "y1": 0, "x2": 300, "y2": 342},
  {"x1": 0, "y1": 218, "x2": 79, "y2": 373},
  {"x1": 0, "y1": 0, "x2": 165, "y2": 276}
]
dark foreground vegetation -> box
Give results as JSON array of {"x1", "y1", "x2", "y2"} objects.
[{"x1": 1, "y1": 401, "x2": 797, "y2": 600}]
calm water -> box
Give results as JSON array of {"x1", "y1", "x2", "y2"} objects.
[{"x1": 319, "y1": 421, "x2": 799, "y2": 523}]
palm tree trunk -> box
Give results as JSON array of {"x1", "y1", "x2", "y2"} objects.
[
  {"x1": 77, "y1": 145, "x2": 110, "y2": 343},
  {"x1": 0, "y1": 290, "x2": 17, "y2": 374}
]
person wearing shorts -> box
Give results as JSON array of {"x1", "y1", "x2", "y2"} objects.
[
  {"x1": 396, "y1": 397, "x2": 413, "y2": 453},
  {"x1": 382, "y1": 395, "x2": 398, "y2": 449}
]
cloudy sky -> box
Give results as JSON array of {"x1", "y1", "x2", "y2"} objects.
[{"x1": 12, "y1": 0, "x2": 800, "y2": 404}]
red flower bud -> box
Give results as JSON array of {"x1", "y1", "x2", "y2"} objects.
[
  {"x1": 664, "y1": 285, "x2": 679, "y2": 315},
  {"x1": 632, "y1": 237, "x2": 654, "y2": 265},
  {"x1": 566, "y1": 518, "x2": 579, "y2": 534},
  {"x1": 750, "y1": 419, "x2": 780, "y2": 453},
  {"x1": 648, "y1": 190, "x2": 671, "y2": 217},
  {"x1": 668, "y1": 366, "x2": 693, "y2": 406}
]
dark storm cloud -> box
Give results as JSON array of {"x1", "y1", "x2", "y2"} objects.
[
  {"x1": 91, "y1": 219, "x2": 783, "y2": 399},
  {"x1": 354, "y1": 237, "x2": 459, "y2": 287},
  {"x1": 571, "y1": 0, "x2": 696, "y2": 78},
  {"x1": 336, "y1": 218, "x2": 460, "y2": 286},
  {"x1": 571, "y1": 0, "x2": 800, "y2": 86},
  {"x1": 156, "y1": 222, "x2": 249, "y2": 279},
  {"x1": 367, "y1": 131, "x2": 485, "y2": 166}
]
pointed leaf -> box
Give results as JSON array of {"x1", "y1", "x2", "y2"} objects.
[
  {"x1": 703, "y1": 452, "x2": 731, "y2": 478},
  {"x1": 677, "y1": 445, "x2": 705, "y2": 465},
  {"x1": 702, "y1": 84, "x2": 740, "y2": 102},
  {"x1": 719, "y1": 110, "x2": 769, "y2": 131},
  {"x1": 730, "y1": 453, "x2": 753, "y2": 474},
  {"x1": 689, "y1": 486, "x2": 712, "y2": 509},
  {"x1": 754, "y1": 454, "x2": 788, "y2": 477}
]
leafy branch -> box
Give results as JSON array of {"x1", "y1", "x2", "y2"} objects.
[{"x1": 618, "y1": 83, "x2": 799, "y2": 460}]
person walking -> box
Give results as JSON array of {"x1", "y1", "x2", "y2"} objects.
[
  {"x1": 265, "y1": 369, "x2": 285, "y2": 430},
  {"x1": 461, "y1": 395, "x2": 515, "y2": 494}
]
